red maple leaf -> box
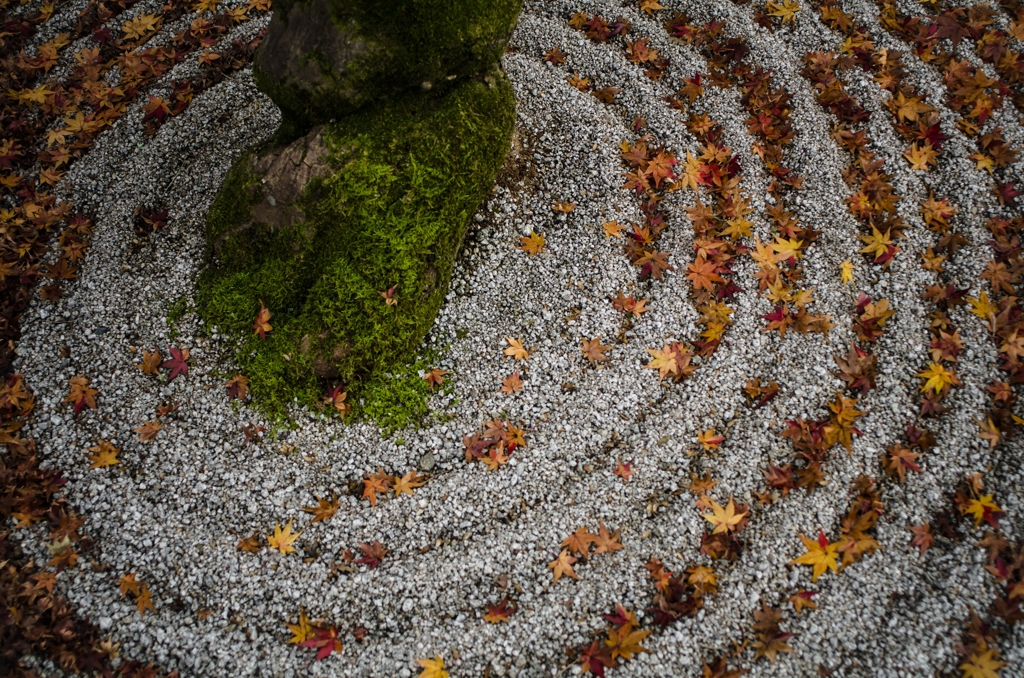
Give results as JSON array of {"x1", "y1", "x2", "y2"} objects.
[
  {"x1": 161, "y1": 347, "x2": 189, "y2": 381},
  {"x1": 298, "y1": 625, "x2": 343, "y2": 661},
  {"x1": 354, "y1": 541, "x2": 388, "y2": 569}
]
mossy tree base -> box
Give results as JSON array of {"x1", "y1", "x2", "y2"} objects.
[{"x1": 197, "y1": 73, "x2": 516, "y2": 422}]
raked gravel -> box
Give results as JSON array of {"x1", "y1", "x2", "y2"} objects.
[{"x1": 9, "y1": 0, "x2": 1024, "y2": 676}]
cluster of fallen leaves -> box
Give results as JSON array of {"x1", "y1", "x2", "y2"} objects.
[
  {"x1": 928, "y1": 472, "x2": 1019, "y2": 676},
  {"x1": 360, "y1": 468, "x2": 425, "y2": 507},
  {"x1": 463, "y1": 418, "x2": 526, "y2": 471},
  {"x1": 972, "y1": 215, "x2": 1024, "y2": 452},
  {"x1": 802, "y1": 50, "x2": 905, "y2": 267},
  {"x1": 874, "y1": 0, "x2": 1023, "y2": 204},
  {"x1": 550, "y1": 521, "x2": 624, "y2": 582},
  {"x1": 0, "y1": 373, "x2": 169, "y2": 675},
  {"x1": 882, "y1": 1, "x2": 1024, "y2": 124},
  {"x1": 814, "y1": 4, "x2": 947, "y2": 172},
  {"x1": 574, "y1": 604, "x2": 652, "y2": 677},
  {"x1": 672, "y1": 14, "x2": 836, "y2": 339},
  {"x1": 791, "y1": 476, "x2": 883, "y2": 583}
]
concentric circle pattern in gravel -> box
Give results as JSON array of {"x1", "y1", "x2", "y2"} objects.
[{"x1": 10, "y1": 0, "x2": 1024, "y2": 676}]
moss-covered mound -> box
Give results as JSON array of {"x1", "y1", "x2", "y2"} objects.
[{"x1": 197, "y1": 74, "x2": 515, "y2": 422}]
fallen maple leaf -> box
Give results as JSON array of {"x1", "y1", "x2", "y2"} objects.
[
  {"x1": 603, "y1": 221, "x2": 625, "y2": 237},
  {"x1": 965, "y1": 494, "x2": 1004, "y2": 529},
  {"x1": 392, "y1": 470, "x2": 425, "y2": 497},
  {"x1": 136, "y1": 584, "x2": 155, "y2": 616},
  {"x1": 697, "y1": 428, "x2": 724, "y2": 450},
  {"x1": 138, "y1": 349, "x2": 161, "y2": 375},
  {"x1": 298, "y1": 624, "x2": 343, "y2": 661},
  {"x1": 904, "y1": 142, "x2": 938, "y2": 171},
  {"x1": 302, "y1": 494, "x2": 340, "y2": 523},
  {"x1": 907, "y1": 523, "x2": 934, "y2": 556},
  {"x1": 267, "y1": 519, "x2": 301, "y2": 554},
  {"x1": 500, "y1": 371, "x2": 524, "y2": 394},
  {"x1": 840, "y1": 259, "x2": 854, "y2": 284},
  {"x1": 155, "y1": 400, "x2": 179, "y2": 417},
  {"x1": 253, "y1": 302, "x2": 272, "y2": 339},
  {"x1": 161, "y1": 347, "x2": 189, "y2": 381},
  {"x1": 638, "y1": 0, "x2": 665, "y2": 14},
  {"x1": 134, "y1": 420, "x2": 162, "y2": 442},
  {"x1": 422, "y1": 368, "x2": 448, "y2": 389},
  {"x1": 751, "y1": 602, "x2": 794, "y2": 662},
  {"x1": 121, "y1": 13, "x2": 160, "y2": 41},
  {"x1": 702, "y1": 498, "x2": 746, "y2": 534},
  {"x1": 416, "y1": 655, "x2": 449, "y2": 678},
  {"x1": 553, "y1": 201, "x2": 576, "y2": 213},
  {"x1": 918, "y1": 362, "x2": 960, "y2": 394},
  {"x1": 65, "y1": 375, "x2": 97, "y2": 416},
  {"x1": 225, "y1": 374, "x2": 250, "y2": 400},
  {"x1": 614, "y1": 458, "x2": 633, "y2": 481},
  {"x1": 87, "y1": 440, "x2": 121, "y2": 469},
  {"x1": 582, "y1": 337, "x2": 611, "y2": 365},
  {"x1": 544, "y1": 46, "x2": 567, "y2": 65},
  {"x1": 379, "y1": 285, "x2": 397, "y2": 306},
  {"x1": 483, "y1": 594, "x2": 516, "y2": 623},
  {"x1": 960, "y1": 646, "x2": 1006, "y2": 678},
  {"x1": 766, "y1": 0, "x2": 800, "y2": 22},
  {"x1": 549, "y1": 549, "x2": 580, "y2": 581},
  {"x1": 118, "y1": 573, "x2": 142, "y2": 598},
  {"x1": 612, "y1": 291, "x2": 649, "y2": 317},
  {"x1": 788, "y1": 590, "x2": 817, "y2": 614},
  {"x1": 606, "y1": 621, "x2": 651, "y2": 660},
  {"x1": 593, "y1": 520, "x2": 624, "y2": 554},
  {"x1": 504, "y1": 336, "x2": 531, "y2": 360},
  {"x1": 237, "y1": 533, "x2": 261, "y2": 552},
  {"x1": 562, "y1": 527, "x2": 596, "y2": 558},
  {"x1": 791, "y1": 529, "x2": 839, "y2": 581},
  {"x1": 354, "y1": 540, "x2": 388, "y2": 568},
  {"x1": 519, "y1": 230, "x2": 545, "y2": 255},
  {"x1": 362, "y1": 469, "x2": 392, "y2": 507},
  {"x1": 285, "y1": 609, "x2": 313, "y2": 644}
]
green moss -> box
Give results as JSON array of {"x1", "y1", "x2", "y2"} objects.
[
  {"x1": 198, "y1": 74, "x2": 514, "y2": 425},
  {"x1": 166, "y1": 295, "x2": 189, "y2": 338}
]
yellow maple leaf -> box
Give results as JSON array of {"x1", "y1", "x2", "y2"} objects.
[
  {"x1": 968, "y1": 291, "x2": 994, "y2": 322},
  {"x1": 771, "y1": 236, "x2": 803, "y2": 262},
  {"x1": 840, "y1": 259, "x2": 854, "y2": 284},
  {"x1": 859, "y1": 226, "x2": 893, "y2": 259},
  {"x1": 122, "y1": 14, "x2": 160, "y2": 41},
  {"x1": 960, "y1": 645, "x2": 1006, "y2": 678},
  {"x1": 917, "y1": 362, "x2": 959, "y2": 394},
  {"x1": 416, "y1": 655, "x2": 449, "y2": 678},
  {"x1": 964, "y1": 494, "x2": 1002, "y2": 528},
  {"x1": 504, "y1": 336, "x2": 531, "y2": 360},
  {"x1": 644, "y1": 347, "x2": 677, "y2": 380},
  {"x1": 904, "y1": 142, "x2": 938, "y2": 171},
  {"x1": 603, "y1": 221, "x2": 625, "y2": 238},
  {"x1": 519, "y1": 230, "x2": 545, "y2": 255},
  {"x1": 766, "y1": 0, "x2": 800, "y2": 22},
  {"x1": 87, "y1": 440, "x2": 121, "y2": 469},
  {"x1": 267, "y1": 519, "x2": 301, "y2": 554},
  {"x1": 285, "y1": 609, "x2": 313, "y2": 644},
  {"x1": 790, "y1": 530, "x2": 839, "y2": 582},
  {"x1": 638, "y1": 0, "x2": 666, "y2": 14},
  {"x1": 701, "y1": 498, "x2": 746, "y2": 534}
]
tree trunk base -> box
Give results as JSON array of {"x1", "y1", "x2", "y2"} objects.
[{"x1": 197, "y1": 72, "x2": 515, "y2": 421}]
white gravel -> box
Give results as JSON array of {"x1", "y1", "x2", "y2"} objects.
[{"x1": 9, "y1": 0, "x2": 1024, "y2": 676}]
